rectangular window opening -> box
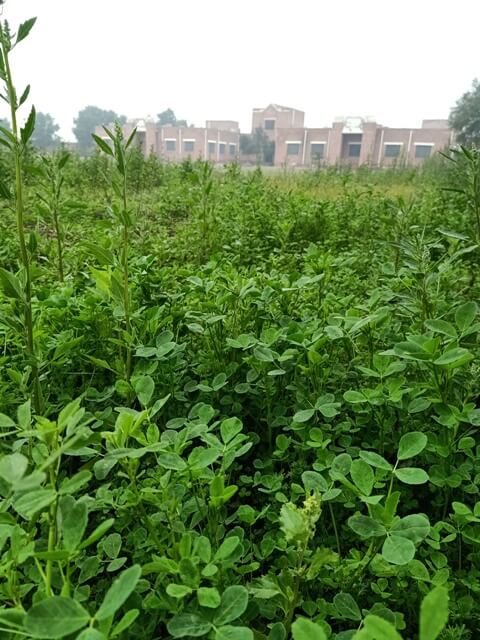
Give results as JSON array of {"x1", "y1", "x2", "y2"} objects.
[
  {"x1": 348, "y1": 143, "x2": 361, "y2": 158},
  {"x1": 311, "y1": 142, "x2": 325, "y2": 159},
  {"x1": 287, "y1": 142, "x2": 301, "y2": 155},
  {"x1": 384, "y1": 143, "x2": 402, "y2": 158},
  {"x1": 415, "y1": 144, "x2": 433, "y2": 158}
]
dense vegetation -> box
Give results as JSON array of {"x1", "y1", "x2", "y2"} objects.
[{"x1": 2, "y1": 12, "x2": 480, "y2": 640}]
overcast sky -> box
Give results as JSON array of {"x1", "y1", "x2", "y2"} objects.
[{"x1": 0, "y1": 0, "x2": 478, "y2": 140}]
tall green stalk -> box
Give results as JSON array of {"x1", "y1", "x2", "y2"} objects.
[
  {"x1": 37, "y1": 152, "x2": 70, "y2": 283},
  {"x1": 93, "y1": 122, "x2": 136, "y2": 381},
  {"x1": 0, "y1": 16, "x2": 42, "y2": 413}
]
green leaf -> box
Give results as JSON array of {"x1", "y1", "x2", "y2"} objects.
[
  {"x1": 13, "y1": 488, "x2": 56, "y2": 520},
  {"x1": 59, "y1": 470, "x2": 92, "y2": 495},
  {"x1": 16, "y1": 18, "x2": 37, "y2": 45},
  {"x1": 214, "y1": 536, "x2": 240, "y2": 561},
  {"x1": 79, "y1": 518, "x2": 115, "y2": 549},
  {"x1": 213, "y1": 586, "x2": 249, "y2": 625},
  {"x1": 348, "y1": 515, "x2": 386, "y2": 538},
  {"x1": 408, "y1": 559, "x2": 430, "y2": 582},
  {"x1": 0, "y1": 413, "x2": 15, "y2": 428},
  {"x1": 343, "y1": 390, "x2": 368, "y2": 403},
  {"x1": 293, "y1": 409, "x2": 315, "y2": 423},
  {"x1": 425, "y1": 319, "x2": 457, "y2": 338},
  {"x1": 350, "y1": 459, "x2": 374, "y2": 495},
  {"x1": 397, "y1": 432, "x2": 427, "y2": 460},
  {"x1": 167, "y1": 613, "x2": 212, "y2": 638},
  {"x1": 455, "y1": 301, "x2": 477, "y2": 332},
  {"x1": 394, "y1": 467, "x2": 429, "y2": 485},
  {"x1": 253, "y1": 345, "x2": 275, "y2": 362},
  {"x1": 103, "y1": 533, "x2": 122, "y2": 559},
  {"x1": 95, "y1": 565, "x2": 141, "y2": 620},
  {"x1": 133, "y1": 375, "x2": 154, "y2": 407},
  {"x1": 18, "y1": 84, "x2": 31, "y2": 108},
  {"x1": 434, "y1": 347, "x2": 473, "y2": 367},
  {"x1": 291, "y1": 618, "x2": 327, "y2": 640},
  {"x1": 280, "y1": 503, "x2": 309, "y2": 544},
  {"x1": 25, "y1": 597, "x2": 89, "y2": 639},
  {"x1": 382, "y1": 535, "x2": 415, "y2": 565},
  {"x1": 362, "y1": 615, "x2": 402, "y2": 640},
  {"x1": 220, "y1": 417, "x2": 243, "y2": 444},
  {"x1": 157, "y1": 453, "x2": 187, "y2": 471},
  {"x1": 20, "y1": 105, "x2": 36, "y2": 145},
  {"x1": 76, "y1": 630, "x2": 106, "y2": 640},
  {"x1": 359, "y1": 450, "x2": 393, "y2": 471},
  {"x1": 83, "y1": 242, "x2": 115, "y2": 266},
  {"x1": 188, "y1": 447, "x2": 220, "y2": 470},
  {"x1": 197, "y1": 586, "x2": 221, "y2": 608},
  {"x1": 392, "y1": 514, "x2": 430, "y2": 543},
  {"x1": 0, "y1": 453, "x2": 28, "y2": 484},
  {"x1": 302, "y1": 471, "x2": 328, "y2": 492},
  {"x1": 111, "y1": 609, "x2": 139, "y2": 637},
  {"x1": 419, "y1": 587, "x2": 449, "y2": 640},
  {"x1": 59, "y1": 496, "x2": 88, "y2": 551},
  {"x1": 333, "y1": 592, "x2": 362, "y2": 621},
  {"x1": 215, "y1": 627, "x2": 253, "y2": 640},
  {"x1": 92, "y1": 134, "x2": 114, "y2": 156},
  {"x1": 407, "y1": 397, "x2": 431, "y2": 414},
  {"x1": 0, "y1": 268, "x2": 23, "y2": 300},
  {"x1": 166, "y1": 584, "x2": 193, "y2": 598}
]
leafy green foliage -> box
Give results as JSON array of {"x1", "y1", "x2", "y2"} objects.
[{"x1": 0, "y1": 9, "x2": 478, "y2": 638}]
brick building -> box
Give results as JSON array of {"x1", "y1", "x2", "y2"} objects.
[
  {"x1": 252, "y1": 105, "x2": 453, "y2": 168},
  {"x1": 96, "y1": 118, "x2": 240, "y2": 163},
  {"x1": 96, "y1": 105, "x2": 453, "y2": 168}
]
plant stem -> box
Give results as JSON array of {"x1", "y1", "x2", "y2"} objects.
[
  {"x1": 2, "y1": 37, "x2": 41, "y2": 414},
  {"x1": 52, "y1": 197, "x2": 64, "y2": 282},
  {"x1": 122, "y1": 172, "x2": 131, "y2": 381}
]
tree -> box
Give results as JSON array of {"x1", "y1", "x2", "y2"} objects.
[
  {"x1": 449, "y1": 79, "x2": 480, "y2": 146},
  {"x1": 240, "y1": 128, "x2": 275, "y2": 164},
  {"x1": 30, "y1": 111, "x2": 60, "y2": 149},
  {"x1": 157, "y1": 108, "x2": 188, "y2": 127},
  {"x1": 73, "y1": 106, "x2": 126, "y2": 153},
  {"x1": 0, "y1": 116, "x2": 9, "y2": 131}
]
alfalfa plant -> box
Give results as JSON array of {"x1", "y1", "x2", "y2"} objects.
[
  {"x1": 442, "y1": 145, "x2": 480, "y2": 243},
  {"x1": 0, "y1": 12, "x2": 42, "y2": 413},
  {"x1": 36, "y1": 151, "x2": 70, "y2": 282},
  {"x1": 92, "y1": 122, "x2": 137, "y2": 381}
]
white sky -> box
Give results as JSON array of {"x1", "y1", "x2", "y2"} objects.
[{"x1": 0, "y1": 0, "x2": 478, "y2": 141}]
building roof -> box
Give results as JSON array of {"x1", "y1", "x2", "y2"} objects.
[{"x1": 253, "y1": 103, "x2": 304, "y2": 113}]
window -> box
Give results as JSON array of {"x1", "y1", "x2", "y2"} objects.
[
  {"x1": 348, "y1": 143, "x2": 361, "y2": 157},
  {"x1": 165, "y1": 139, "x2": 176, "y2": 151},
  {"x1": 264, "y1": 119, "x2": 275, "y2": 130},
  {"x1": 287, "y1": 142, "x2": 301, "y2": 155},
  {"x1": 184, "y1": 140, "x2": 194, "y2": 153},
  {"x1": 311, "y1": 143, "x2": 325, "y2": 159},
  {"x1": 415, "y1": 144, "x2": 433, "y2": 158},
  {"x1": 384, "y1": 144, "x2": 402, "y2": 158},
  {"x1": 219, "y1": 143, "x2": 226, "y2": 155},
  {"x1": 208, "y1": 141, "x2": 216, "y2": 155},
  {"x1": 229, "y1": 143, "x2": 236, "y2": 156}
]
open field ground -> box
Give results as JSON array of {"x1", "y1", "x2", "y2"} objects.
[{"x1": 1, "y1": 149, "x2": 480, "y2": 639}]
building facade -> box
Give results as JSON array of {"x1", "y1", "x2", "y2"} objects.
[
  {"x1": 96, "y1": 105, "x2": 453, "y2": 168},
  {"x1": 96, "y1": 118, "x2": 240, "y2": 163},
  {"x1": 252, "y1": 105, "x2": 453, "y2": 168}
]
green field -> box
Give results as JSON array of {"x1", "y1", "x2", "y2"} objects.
[{"x1": 1, "y1": 136, "x2": 480, "y2": 639}]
